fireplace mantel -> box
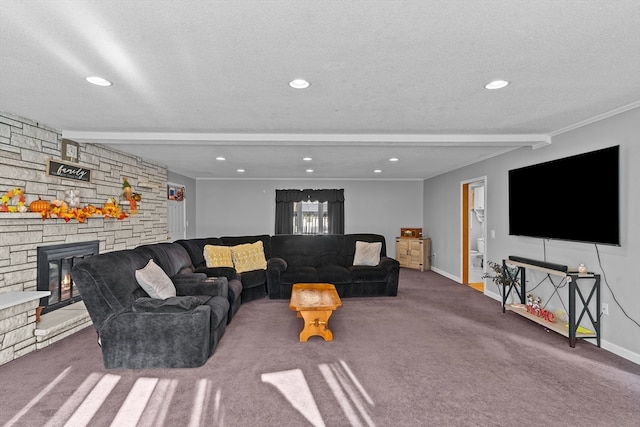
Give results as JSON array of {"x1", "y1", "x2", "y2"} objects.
[{"x1": 0, "y1": 291, "x2": 51, "y2": 310}]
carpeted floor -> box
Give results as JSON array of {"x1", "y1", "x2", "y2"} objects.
[{"x1": 1, "y1": 269, "x2": 639, "y2": 427}]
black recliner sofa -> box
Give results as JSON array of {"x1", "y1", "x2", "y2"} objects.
[
  {"x1": 266, "y1": 234, "x2": 399, "y2": 299},
  {"x1": 72, "y1": 246, "x2": 229, "y2": 369}
]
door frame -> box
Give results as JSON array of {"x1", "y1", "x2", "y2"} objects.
[{"x1": 460, "y1": 176, "x2": 487, "y2": 286}]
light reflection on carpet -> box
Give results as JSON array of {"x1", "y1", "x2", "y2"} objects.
[
  {"x1": 4, "y1": 359, "x2": 372, "y2": 426},
  {"x1": 261, "y1": 359, "x2": 375, "y2": 427}
]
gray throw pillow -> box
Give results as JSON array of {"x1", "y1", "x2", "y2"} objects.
[
  {"x1": 353, "y1": 241, "x2": 382, "y2": 266},
  {"x1": 135, "y1": 259, "x2": 177, "y2": 299}
]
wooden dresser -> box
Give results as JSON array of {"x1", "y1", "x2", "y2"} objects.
[{"x1": 395, "y1": 237, "x2": 431, "y2": 271}]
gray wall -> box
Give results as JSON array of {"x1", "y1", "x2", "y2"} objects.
[
  {"x1": 423, "y1": 107, "x2": 640, "y2": 362},
  {"x1": 167, "y1": 171, "x2": 197, "y2": 239},
  {"x1": 194, "y1": 179, "x2": 423, "y2": 258}
]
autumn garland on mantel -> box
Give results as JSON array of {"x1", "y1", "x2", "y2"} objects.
[
  {"x1": 0, "y1": 188, "x2": 26, "y2": 212},
  {"x1": 1, "y1": 188, "x2": 128, "y2": 223},
  {"x1": 41, "y1": 201, "x2": 128, "y2": 223}
]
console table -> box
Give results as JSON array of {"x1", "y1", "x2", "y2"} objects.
[{"x1": 501, "y1": 258, "x2": 601, "y2": 348}]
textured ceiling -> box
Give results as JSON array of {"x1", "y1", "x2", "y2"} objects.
[{"x1": 1, "y1": 1, "x2": 639, "y2": 179}]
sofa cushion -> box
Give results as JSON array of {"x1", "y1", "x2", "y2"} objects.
[
  {"x1": 135, "y1": 259, "x2": 177, "y2": 299},
  {"x1": 204, "y1": 245, "x2": 234, "y2": 268},
  {"x1": 231, "y1": 241, "x2": 267, "y2": 273},
  {"x1": 137, "y1": 243, "x2": 197, "y2": 277},
  {"x1": 176, "y1": 238, "x2": 223, "y2": 269},
  {"x1": 353, "y1": 241, "x2": 382, "y2": 266},
  {"x1": 349, "y1": 265, "x2": 390, "y2": 282},
  {"x1": 237, "y1": 269, "x2": 266, "y2": 289},
  {"x1": 280, "y1": 265, "x2": 319, "y2": 284},
  {"x1": 270, "y1": 235, "x2": 346, "y2": 267},
  {"x1": 317, "y1": 265, "x2": 352, "y2": 284}
]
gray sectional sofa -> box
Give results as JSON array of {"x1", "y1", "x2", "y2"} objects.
[{"x1": 71, "y1": 233, "x2": 399, "y2": 369}]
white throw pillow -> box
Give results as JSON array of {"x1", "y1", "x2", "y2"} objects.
[
  {"x1": 135, "y1": 259, "x2": 177, "y2": 299},
  {"x1": 353, "y1": 241, "x2": 382, "y2": 266}
]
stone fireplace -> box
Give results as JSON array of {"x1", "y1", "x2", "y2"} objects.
[{"x1": 37, "y1": 241, "x2": 99, "y2": 314}]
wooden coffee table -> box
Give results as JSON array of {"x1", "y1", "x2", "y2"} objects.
[{"x1": 289, "y1": 283, "x2": 342, "y2": 342}]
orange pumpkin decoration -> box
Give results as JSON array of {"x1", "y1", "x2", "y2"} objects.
[{"x1": 29, "y1": 197, "x2": 50, "y2": 213}]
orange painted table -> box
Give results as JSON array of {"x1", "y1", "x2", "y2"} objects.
[{"x1": 289, "y1": 283, "x2": 342, "y2": 342}]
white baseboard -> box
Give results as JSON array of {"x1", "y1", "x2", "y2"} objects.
[
  {"x1": 600, "y1": 340, "x2": 640, "y2": 365},
  {"x1": 431, "y1": 267, "x2": 459, "y2": 283}
]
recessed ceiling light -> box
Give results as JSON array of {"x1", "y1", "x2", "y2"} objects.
[
  {"x1": 389, "y1": 157, "x2": 399, "y2": 162},
  {"x1": 85, "y1": 76, "x2": 112, "y2": 87},
  {"x1": 303, "y1": 157, "x2": 312, "y2": 161},
  {"x1": 216, "y1": 156, "x2": 225, "y2": 161},
  {"x1": 237, "y1": 169, "x2": 245, "y2": 173},
  {"x1": 306, "y1": 169, "x2": 314, "y2": 173},
  {"x1": 374, "y1": 169, "x2": 382, "y2": 173},
  {"x1": 289, "y1": 79, "x2": 310, "y2": 89},
  {"x1": 484, "y1": 80, "x2": 509, "y2": 90}
]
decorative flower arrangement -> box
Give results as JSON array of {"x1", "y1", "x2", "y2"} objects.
[
  {"x1": 482, "y1": 260, "x2": 520, "y2": 289},
  {"x1": 0, "y1": 188, "x2": 26, "y2": 212}
]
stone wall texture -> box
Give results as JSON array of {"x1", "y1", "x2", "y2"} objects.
[{"x1": 0, "y1": 111, "x2": 169, "y2": 363}]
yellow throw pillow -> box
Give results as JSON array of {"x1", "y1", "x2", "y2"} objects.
[
  {"x1": 231, "y1": 241, "x2": 267, "y2": 273},
  {"x1": 203, "y1": 245, "x2": 234, "y2": 268}
]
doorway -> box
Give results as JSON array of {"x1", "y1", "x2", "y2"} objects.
[
  {"x1": 167, "y1": 182, "x2": 187, "y2": 241},
  {"x1": 461, "y1": 177, "x2": 486, "y2": 292}
]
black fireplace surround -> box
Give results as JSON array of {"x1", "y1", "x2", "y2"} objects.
[{"x1": 37, "y1": 240, "x2": 99, "y2": 314}]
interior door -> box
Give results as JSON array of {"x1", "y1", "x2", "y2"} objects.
[
  {"x1": 461, "y1": 177, "x2": 486, "y2": 291},
  {"x1": 167, "y1": 196, "x2": 186, "y2": 242}
]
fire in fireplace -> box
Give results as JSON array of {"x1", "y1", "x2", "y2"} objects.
[{"x1": 37, "y1": 241, "x2": 99, "y2": 314}]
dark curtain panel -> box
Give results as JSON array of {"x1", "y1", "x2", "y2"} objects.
[
  {"x1": 274, "y1": 200, "x2": 294, "y2": 235},
  {"x1": 275, "y1": 189, "x2": 344, "y2": 234}
]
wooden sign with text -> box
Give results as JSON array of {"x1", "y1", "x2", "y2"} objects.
[{"x1": 47, "y1": 160, "x2": 92, "y2": 182}]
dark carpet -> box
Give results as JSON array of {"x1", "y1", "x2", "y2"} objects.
[{"x1": 2, "y1": 269, "x2": 639, "y2": 427}]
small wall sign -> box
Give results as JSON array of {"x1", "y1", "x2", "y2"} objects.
[{"x1": 47, "y1": 160, "x2": 92, "y2": 182}]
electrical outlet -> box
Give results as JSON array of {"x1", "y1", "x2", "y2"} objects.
[{"x1": 601, "y1": 303, "x2": 609, "y2": 316}]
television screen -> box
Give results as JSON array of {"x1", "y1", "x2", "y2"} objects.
[{"x1": 508, "y1": 145, "x2": 620, "y2": 246}]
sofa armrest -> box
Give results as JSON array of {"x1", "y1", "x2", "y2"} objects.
[
  {"x1": 194, "y1": 266, "x2": 238, "y2": 281},
  {"x1": 379, "y1": 256, "x2": 400, "y2": 270},
  {"x1": 132, "y1": 296, "x2": 203, "y2": 313},
  {"x1": 171, "y1": 272, "x2": 208, "y2": 285},
  {"x1": 267, "y1": 257, "x2": 287, "y2": 271},
  {"x1": 380, "y1": 257, "x2": 400, "y2": 296},
  {"x1": 174, "y1": 276, "x2": 229, "y2": 299},
  {"x1": 265, "y1": 257, "x2": 287, "y2": 299}
]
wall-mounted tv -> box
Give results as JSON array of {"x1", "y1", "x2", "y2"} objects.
[{"x1": 508, "y1": 145, "x2": 620, "y2": 246}]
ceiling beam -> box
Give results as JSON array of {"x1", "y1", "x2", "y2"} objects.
[{"x1": 63, "y1": 131, "x2": 551, "y2": 147}]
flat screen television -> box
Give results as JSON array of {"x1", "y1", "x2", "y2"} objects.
[{"x1": 508, "y1": 145, "x2": 620, "y2": 246}]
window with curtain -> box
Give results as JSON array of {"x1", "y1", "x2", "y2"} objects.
[{"x1": 275, "y1": 189, "x2": 344, "y2": 235}]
